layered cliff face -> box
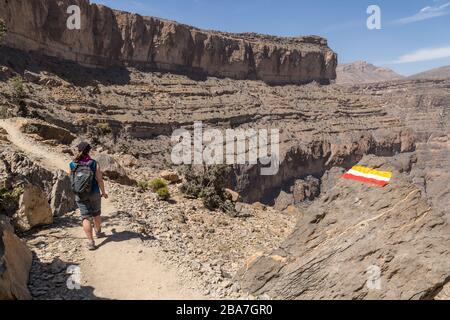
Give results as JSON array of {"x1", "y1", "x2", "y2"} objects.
[
  {"x1": 0, "y1": 0, "x2": 337, "y2": 84},
  {"x1": 0, "y1": 46, "x2": 414, "y2": 205},
  {"x1": 238, "y1": 78, "x2": 450, "y2": 299}
]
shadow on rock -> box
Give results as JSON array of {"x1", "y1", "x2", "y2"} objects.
[{"x1": 0, "y1": 46, "x2": 131, "y2": 87}]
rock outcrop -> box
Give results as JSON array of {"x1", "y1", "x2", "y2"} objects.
[
  {"x1": 20, "y1": 120, "x2": 76, "y2": 146},
  {"x1": 239, "y1": 155, "x2": 450, "y2": 299},
  {"x1": 274, "y1": 191, "x2": 294, "y2": 211},
  {"x1": 14, "y1": 184, "x2": 53, "y2": 232},
  {"x1": 0, "y1": 146, "x2": 76, "y2": 219},
  {"x1": 95, "y1": 153, "x2": 135, "y2": 186},
  {"x1": 0, "y1": 0, "x2": 337, "y2": 85},
  {"x1": 0, "y1": 215, "x2": 33, "y2": 300},
  {"x1": 50, "y1": 170, "x2": 76, "y2": 217},
  {"x1": 292, "y1": 176, "x2": 320, "y2": 203}
]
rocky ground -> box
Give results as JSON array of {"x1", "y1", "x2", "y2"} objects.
[
  {"x1": 21, "y1": 180, "x2": 295, "y2": 300},
  {"x1": 108, "y1": 183, "x2": 296, "y2": 298}
]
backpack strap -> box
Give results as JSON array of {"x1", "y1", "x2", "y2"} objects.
[
  {"x1": 70, "y1": 161, "x2": 79, "y2": 173},
  {"x1": 86, "y1": 160, "x2": 96, "y2": 172}
]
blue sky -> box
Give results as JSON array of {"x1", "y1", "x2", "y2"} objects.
[{"x1": 91, "y1": 0, "x2": 450, "y2": 75}]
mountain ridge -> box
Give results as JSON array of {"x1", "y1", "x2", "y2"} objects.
[
  {"x1": 337, "y1": 61, "x2": 403, "y2": 85},
  {"x1": 409, "y1": 65, "x2": 450, "y2": 80}
]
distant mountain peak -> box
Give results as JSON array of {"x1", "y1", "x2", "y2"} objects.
[
  {"x1": 409, "y1": 65, "x2": 450, "y2": 80},
  {"x1": 336, "y1": 61, "x2": 404, "y2": 85}
]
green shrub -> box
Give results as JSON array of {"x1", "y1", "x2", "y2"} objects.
[
  {"x1": 136, "y1": 180, "x2": 151, "y2": 192},
  {"x1": 96, "y1": 122, "x2": 112, "y2": 135},
  {"x1": 156, "y1": 186, "x2": 170, "y2": 201},
  {"x1": 0, "y1": 20, "x2": 6, "y2": 44},
  {"x1": 137, "y1": 179, "x2": 170, "y2": 200},
  {"x1": 180, "y1": 165, "x2": 236, "y2": 214},
  {"x1": 0, "y1": 187, "x2": 24, "y2": 216},
  {"x1": 149, "y1": 178, "x2": 167, "y2": 192},
  {"x1": 10, "y1": 75, "x2": 25, "y2": 100}
]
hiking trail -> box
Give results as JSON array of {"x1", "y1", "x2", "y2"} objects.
[{"x1": 0, "y1": 118, "x2": 205, "y2": 300}]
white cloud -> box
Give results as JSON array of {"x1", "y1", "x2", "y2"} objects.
[
  {"x1": 394, "y1": 2, "x2": 450, "y2": 24},
  {"x1": 390, "y1": 46, "x2": 450, "y2": 64}
]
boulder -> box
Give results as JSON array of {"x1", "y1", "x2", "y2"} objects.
[
  {"x1": 0, "y1": 215, "x2": 32, "y2": 300},
  {"x1": 95, "y1": 153, "x2": 135, "y2": 185},
  {"x1": 160, "y1": 170, "x2": 181, "y2": 184},
  {"x1": 273, "y1": 190, "x2": 294, "y2": 211},
  {"x1": 50, "y1": 170, "x2": 76, "y2": 217},
  {"x1": 224, "y1": 188, "x2": 241, "y2": 203},
  {"x1": 13, "y1": 184, "x2": 52, "y2": 232},
  {"x1": 0, "y1": 147, "x2": 55, "y2": 196}
]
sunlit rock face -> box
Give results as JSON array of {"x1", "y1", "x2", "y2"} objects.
[{"x1": 0, "y1": 0, "x2": 337, "y2": 85}]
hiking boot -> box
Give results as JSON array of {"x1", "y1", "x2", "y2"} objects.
[
  {"x1": 95, "y1": 230, "x2": 106, "y2": 239},
  {"x1": 87, "y1": 241, "x2": 96, "y2": 251}
]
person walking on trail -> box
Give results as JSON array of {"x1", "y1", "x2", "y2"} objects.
[{"x1": 70, "y1": 142, "x2": 108, "y2": 251}]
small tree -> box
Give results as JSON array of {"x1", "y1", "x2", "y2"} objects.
[
  {"x1": 180, "y1": 165, "x2": 236, "y2": 214},
  {"x1": 10, "y1": 76, "x2": 25, "y2": 100},
  {"x1": 0, "y1": 19, "x2": 6, "y2": 44}
]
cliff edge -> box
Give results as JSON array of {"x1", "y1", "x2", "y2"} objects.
[{"x1": 0, "y1": 0, "x2": 337, "y2": 84}]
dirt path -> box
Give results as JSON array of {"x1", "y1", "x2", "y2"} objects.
[{"x1": 0, "y1": 118, "x2": 205, "y2": 300}]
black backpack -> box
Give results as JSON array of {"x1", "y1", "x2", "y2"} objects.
[{"x1": 71, "y1": 160, "x2": 95, "y2": 197}]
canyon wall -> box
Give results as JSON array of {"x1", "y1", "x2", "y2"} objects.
[{"x1": 0, "y1": 0, "x2": 337, "y2": 84}]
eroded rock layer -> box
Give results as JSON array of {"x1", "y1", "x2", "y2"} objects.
[{"x1": 0, "y1": 0, "x2": 337, "y2": 85}]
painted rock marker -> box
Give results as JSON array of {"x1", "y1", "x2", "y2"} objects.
[{"x1": 342, "y1": 165, "x2": 392, "y2": 187}]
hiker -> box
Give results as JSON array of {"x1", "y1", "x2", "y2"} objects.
[{"x1": 70, "y1": 142, "x2": 108, "y2": 250}]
